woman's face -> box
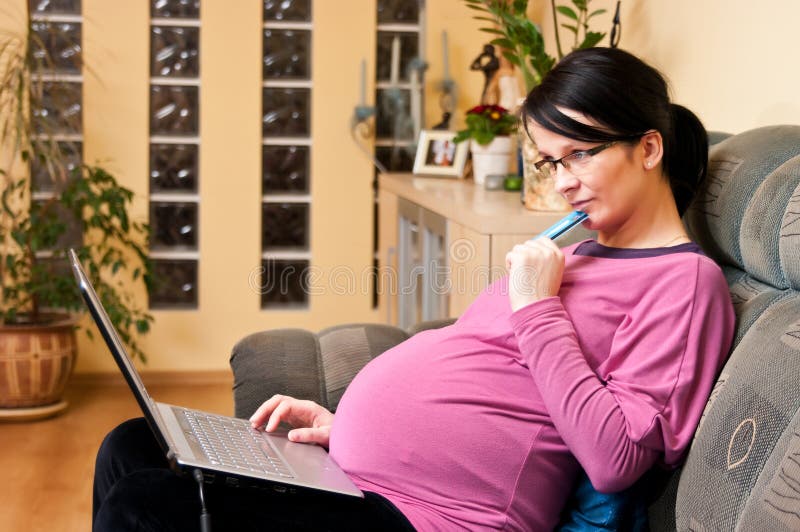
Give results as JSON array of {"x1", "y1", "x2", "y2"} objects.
[{"x1": 527, "y1": 113, "x2": 661, "y2": 237}]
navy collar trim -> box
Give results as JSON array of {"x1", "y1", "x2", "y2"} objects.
[{"x1": 573, "y1": 240, "x2": 706, "y2": 259}]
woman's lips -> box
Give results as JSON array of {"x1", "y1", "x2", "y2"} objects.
[{"x1": 571, "y1": 200, "x2": 591, "y2": 211}]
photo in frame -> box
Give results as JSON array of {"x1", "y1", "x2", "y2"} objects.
[{"x1": 412, "y1": 130, "x2": 469, "y2": 178}]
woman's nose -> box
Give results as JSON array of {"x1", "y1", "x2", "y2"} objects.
[{"x1": 553, "y1": 164, "x2": 580, "y2": 196}]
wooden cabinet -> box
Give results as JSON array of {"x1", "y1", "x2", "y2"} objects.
[
  {"x1": 394, "y1": 199, "x2": 449, "y2": 329},
  {"x1": 377, "y1": 173, "x2": 592, "y2": 326},
  {"x1": 446, "y1": 219, "x2": 490, "y2": 319}
]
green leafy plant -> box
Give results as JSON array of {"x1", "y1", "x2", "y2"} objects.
[
  {"x1": 464, "y1": 0, "x2": 608, "y2": 91},
  {"x1": 454, "y1": 104, "x2": 518, "y2": 145},
  {"x1": 0, "y1": 9, "x2": 154, "y2": 361},
  {"x1": 553, "y1": 0, "x2": 607, "y2": 55}
]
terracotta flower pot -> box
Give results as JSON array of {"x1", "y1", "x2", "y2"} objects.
[{"x1": 0, "y1": 314, "x2": 77, "y2": 419}]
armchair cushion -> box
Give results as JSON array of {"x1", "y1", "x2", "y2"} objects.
[{"x1": 231, "y1": 323, "x2": 412, "y2": 417}]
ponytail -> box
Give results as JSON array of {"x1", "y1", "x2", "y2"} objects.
[{"x1": 664, "y1": 104, "x2": 708, "y2": 216}]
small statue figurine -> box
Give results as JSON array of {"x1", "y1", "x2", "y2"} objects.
[
  {"x1": 470, "y1": 44, "x2": 500, "y2": 105},
  {"x1": 485, "y1": 55, "x2": 520, "y2": 111},
  {"x1": 432, "y1": 111, "x2": 451, "y2": 130}
]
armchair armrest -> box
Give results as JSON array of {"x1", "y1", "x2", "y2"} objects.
[
  {"x1": 230, "y1": 328, "x2": 325, "y2": 419},
  {"x1": 230, "y1": 323, "x2": 414, "y2": 418}
]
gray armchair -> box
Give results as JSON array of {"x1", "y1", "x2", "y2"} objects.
[{"x1": 231, "y1": 126, "x2": 800, "y2": 530}]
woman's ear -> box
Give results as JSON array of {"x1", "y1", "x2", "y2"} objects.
[{"x1": 641, "y1": 130, "x2": 664, "y2": 170}]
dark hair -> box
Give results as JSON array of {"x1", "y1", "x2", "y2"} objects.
[{"x1": 521, "y1": 47, "x2": 707, "y2": 216}]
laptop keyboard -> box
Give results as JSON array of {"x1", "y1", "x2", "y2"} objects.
[{"x1": 182, "y1": 410, "x2": 295, "y2": 478}]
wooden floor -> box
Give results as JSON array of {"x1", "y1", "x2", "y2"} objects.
[{"x1": 0, "y1": 378, "x2": 234, "y2": 532}]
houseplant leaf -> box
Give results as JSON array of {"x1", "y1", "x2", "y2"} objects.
[
  {"x1": 579, "y1": 31, "x2": 605, "y2": 49},
  {"x1": 561, "y1": 24, "x2": 578, "y2": 35},
  {"x1": 556, "y1": 6, "x2": 579, "y2": 20}
]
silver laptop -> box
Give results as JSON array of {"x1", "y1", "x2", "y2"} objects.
[{"x1": 69, "y1": 249, "x2": 362, "y2": 498}]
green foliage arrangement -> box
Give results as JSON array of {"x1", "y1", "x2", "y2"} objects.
[
  {"x1": 453, "y1": 104, "x2": 518, "y2": 145},
  {"x1": 463, "y1": 0, "x2": 608, "y2": 91},
  {"x1": 0, "y1": 10, "x2": 154, "y2": 361}
]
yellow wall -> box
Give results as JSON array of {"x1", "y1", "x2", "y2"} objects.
[
  {"x1": 539, "y1": 0, "x2": 800, "y2": 133},
  {"x1": 2, "y1": 0, "x2": 382, "y2": 373},
  {"x1": 423, "y1": 0, "x2": 485, "y2": 130},
  {"x1": 2, "y1": 0, "x2": 798, "y2": 374}
]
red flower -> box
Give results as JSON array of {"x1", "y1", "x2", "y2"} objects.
[
  {"x1": 454, "y1": 103, "x2": 518, "y2": 145},
  {"x1": 467, "y1": 104, "x2": 509, "y2": 117}
]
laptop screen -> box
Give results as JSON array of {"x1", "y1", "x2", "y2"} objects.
[{"x1": 69, "y1": 249, "x2": 170, "y2": 452}]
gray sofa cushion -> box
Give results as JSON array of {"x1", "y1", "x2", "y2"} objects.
[
  {"x1": 231, "y1": 328, "x2": 327, "y2": 417},
  {"x1": 685, "y1": 125, "x2": 800, "y2": 290},
  {"x1": 231, "y1": 323, "x2": 412, "y2": 417},
  {"x1": 649, "y1": 125, "x2": 800, "y2": 530}
]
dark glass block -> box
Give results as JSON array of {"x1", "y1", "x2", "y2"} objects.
[
  {"x1": 33, "y1": 81, "x2": 82, "y2": 134},
  {"x1": 150, "y1": 201, "x2": 198, "y2": 249},
  {"x1": 29, "y1": 0, "x2": 81, "y2": 15},
  {"x1": 31, "y1": 21, "x2": 82, "y2": 74},
  {"x1": 260, "y1": 259, "x2": 309, "y2": 308},
  {"x1": 151, "y1": 0, "x2": 200, "y2": 19},
  {"x1": 31, "y1": 141, "x2": 82, "y2": 192},
  {"x1": 262, "y1": 88, "x2": 310, "y2": 137},
  {"x1": 376, "y1": 31, "x2": 418, "y2": 82},
  {"x1": 263, "y1": 0, "x2": 311, "y2": 22},
  {"x1": 263, "y1": 145, "x2": 309, "y2": 193},
  {"x1": 150, "y1": 143, "x2": 198, "y2": 192},
  {"x1": 33, "y1": 200, "x2": 82, "y2": 250},
  {"x1": 149, "y1": 259, "x2": 198, "y2": 308},
  {"x1": 262, "y1": 202, "x2": 308, "y2": 249},
  {"x1": 151, "y1": 26, "x2": 200, "y2": 78},
  {"x1": 263, "y1": 29, "x2": 310, "y2": 80},
  {"x1": 377, "y1": 0, "x2": 419, "y2": 23},
  {"x1": 375, "y1": 145, "x2": 414, "y2": 172},
  {"x1": 375, "y1": 88, "x2": 413, "y2": 140},
  {"x1": 150, "y1": 85, "x2": 199, "y2": 136}
]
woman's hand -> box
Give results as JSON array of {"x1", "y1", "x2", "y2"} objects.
[
  {"x1": 249, "y1": 394, "x2": 334, "y2": 448},
  {"x1": 505, "y1": 237, "x2": 565, "y2": 312}
]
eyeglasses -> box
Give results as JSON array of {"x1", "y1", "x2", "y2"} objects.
[
  {"x1": 533, "y1": 132, "x2": 649, "y2": 177},
  {"x1": 533, "y1": 140, "x2": 621, "y2": 177}
]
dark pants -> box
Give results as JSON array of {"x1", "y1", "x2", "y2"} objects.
[{"x1": 93, "y1": 418, "x2": 416, "y2": 531}]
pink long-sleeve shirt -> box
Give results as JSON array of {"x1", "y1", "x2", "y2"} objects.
[{"x1": 330, "y1": 241, "x2": 735, "y2": 531}]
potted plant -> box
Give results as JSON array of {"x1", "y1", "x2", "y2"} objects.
[
  {"x1": 453, "y1": 104, "x2": 518, "y2": 185},
  {"x1": 464, "y1": 0, "x2": 608, "y2": 92},
  {"x1": 462, "y1": 0, "x2": 613, "y2": 208},
  {"x1": 0, "y1": 10, "x2": 153, "y2": 419}
]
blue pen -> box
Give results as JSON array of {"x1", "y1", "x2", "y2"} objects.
[{"x1": 535, "y1": 210, "x2": 589, "y2": 241}]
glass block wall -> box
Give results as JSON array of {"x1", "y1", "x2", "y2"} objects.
[
  {"x1": 261, "y1": 0, "x2": 313, "y2": 309},
  {"x1": 374, "y1": 0, "x2": 423, "y2": 172},
  {"x1": 29, "y1": 0, "x2": 84, "y2": 258},
  {"x1": 148, "y1": 0, "x2": 201, "y2": 308},
  {"x1": 373, "y1": 0, "x2": 424, "y2": 307}
]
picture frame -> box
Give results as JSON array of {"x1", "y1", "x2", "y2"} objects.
[{"x1": 412, "y1": 130, "x2": 469, "y2": 178}]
